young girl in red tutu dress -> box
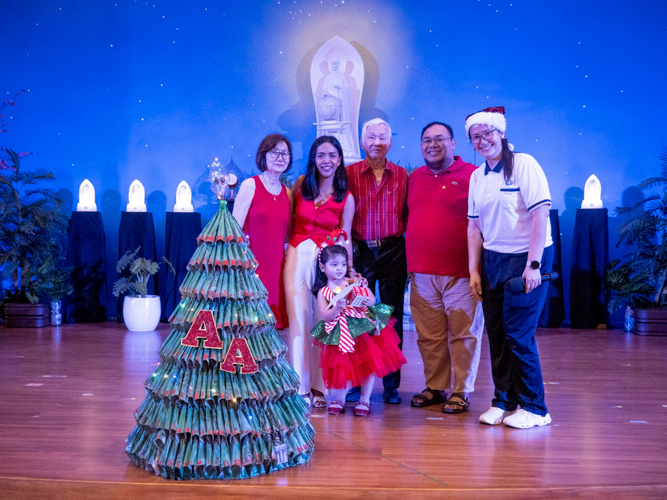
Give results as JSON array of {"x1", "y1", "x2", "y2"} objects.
[{"x1": 310, "y1": 235, "x2": 406, "y2": 417}]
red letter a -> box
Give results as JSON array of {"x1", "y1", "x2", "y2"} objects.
[
  {"x1": 181, "y1": 310, "x2": 223, "y2": 349},
  {"x1": 220, "y1": 338, "x2": 258, "y2": 374}
]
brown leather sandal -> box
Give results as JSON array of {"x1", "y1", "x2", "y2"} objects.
[
  {"x1": 411, "y1": 388, "x2": 446, "y2": 408},
  {"x1": 442, "y1": 392, "x2": 470, "y2": 414}
]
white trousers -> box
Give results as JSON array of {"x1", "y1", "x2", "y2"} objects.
[{"x1": 283, "y1": 240, "x2": 325, "y2": 395}]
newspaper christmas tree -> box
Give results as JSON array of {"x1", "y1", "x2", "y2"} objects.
[{"x1": 125, "y1": 197, "x2": 315, "y2": 480}]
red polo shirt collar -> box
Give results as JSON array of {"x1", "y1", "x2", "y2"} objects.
[{"x1": 423, "y1": 156, "x2": 466, "y2": 176}]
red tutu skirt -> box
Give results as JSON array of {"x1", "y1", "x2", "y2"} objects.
[{"x1": 319, "y1": 318, "x2": 407, "y2": 390}]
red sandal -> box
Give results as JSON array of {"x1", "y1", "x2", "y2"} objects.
[
  {"x1": 327, "y1": 400, "x2": 345, "y2": 415},
  {"x1": 354, "y1": 401, "x2": 371, "y2": 417}
]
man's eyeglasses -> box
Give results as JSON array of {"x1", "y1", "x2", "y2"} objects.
[
  {"x1": 469, "y1": 129, "x2": 497, "y2": 144},
  {"x1": 268, "y1": 149, "x2": 291, "y2": 160},
  {"x1": 421, "y1": 136, "x2": 453, "y2": 146}
]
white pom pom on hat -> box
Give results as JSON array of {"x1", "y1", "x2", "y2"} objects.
[{"x1": 465, "y1": 106, "x2": 507, "y2": 139}]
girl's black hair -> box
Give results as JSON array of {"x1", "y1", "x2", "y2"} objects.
[
  {"x1": 301, "y1": 135, "x2": 348, "y2": 203},
  {"x1": 312, "y1": 245, "x2": 349, "y2": 297}
]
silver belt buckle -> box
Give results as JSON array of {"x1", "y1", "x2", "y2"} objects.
[{"x1": 366, "y1": 239, "x2": 380, "y2": 248}]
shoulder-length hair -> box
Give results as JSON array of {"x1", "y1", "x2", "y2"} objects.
[
  {"x1": 301, "y1": 136, "x2": 348, "y2": 202},
  {"x1": 255, "y1": 133, "x2": 293, "y2": 173}
]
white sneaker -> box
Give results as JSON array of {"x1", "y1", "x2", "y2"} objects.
[
  {"x1": 503, "y1": 408, "x2": 551, "y2": 429},
  {"x1": 479, "y1": 406, "x2": 515, "y2": 425}
]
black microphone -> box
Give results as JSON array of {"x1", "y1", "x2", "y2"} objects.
[{"x1": 504, "y1": 272, "x2": 559, "y2": 293}]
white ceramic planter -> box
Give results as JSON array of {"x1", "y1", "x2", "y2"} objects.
[{"x1": 123, "y1": 295, "x2": 161, "y2": 332}]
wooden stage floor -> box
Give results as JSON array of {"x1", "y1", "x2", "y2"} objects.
[{"x1": 1, "y1": 322, "x2": 666, "y2": 499}]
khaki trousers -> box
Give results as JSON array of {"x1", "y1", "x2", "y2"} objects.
[
  {"x1": 283, "y1": 240, "x2": 325, "y2": 396},
  {"x1": 410, "y1": 273, "x2": 484, "y2": 394}
]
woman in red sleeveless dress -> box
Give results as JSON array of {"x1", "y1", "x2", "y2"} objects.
[
  {"x1": 233, "y1": 134, "x2": 292, "y2": 329},
  {"x1": 284, "y1": 136, "x2": 356, "y2": 408}
]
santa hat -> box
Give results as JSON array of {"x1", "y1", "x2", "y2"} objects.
[{"x1": 465, "y1": 106, "x2": 506, "y2": 139}]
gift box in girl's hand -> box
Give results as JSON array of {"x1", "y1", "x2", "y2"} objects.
[{"x1": 349, "y1": 286, "x2": 370, "y2": 307}]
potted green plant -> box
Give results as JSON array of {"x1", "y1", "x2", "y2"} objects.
[
  {"x1": 113, "y1": 247, "x2": 175, "y2": 332},
  {"x1": 606, "y1": 148, "x2": 667, "y2": 335},
  {"x1": 0, "y1": 150, "x2": 69, "y2": 327}
]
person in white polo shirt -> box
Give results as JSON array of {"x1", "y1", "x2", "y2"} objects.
[{"x1": 466, "y1": 107, "x2": 553, "y2": 429}]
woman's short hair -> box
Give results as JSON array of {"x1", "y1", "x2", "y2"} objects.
[
  {"x1": 255, "y1": 133, "x2": 293, "y2": 173},
  {"x1": 301, "y1": 135, "x2": 348, "y2": 203}
]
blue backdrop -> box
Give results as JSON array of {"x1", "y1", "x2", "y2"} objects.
[{"x1": 3, "y1": 0, "x2": 667, "y2": 320}]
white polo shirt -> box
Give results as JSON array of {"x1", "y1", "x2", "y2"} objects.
[{"x1": 467, "y1": 153, "x2": 553, "y2": 254}]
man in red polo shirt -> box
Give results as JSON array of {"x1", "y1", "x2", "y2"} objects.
[
  {"x1": 406, "y1": 121, "x2": 484, "y2": 414},
  {"x1": 347, "y1": 118, "x2": 408, "y2": 405}
]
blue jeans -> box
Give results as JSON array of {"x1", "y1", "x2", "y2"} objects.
[{"x1": 481, "y1": 245, "x2": 553, "y2": 416}]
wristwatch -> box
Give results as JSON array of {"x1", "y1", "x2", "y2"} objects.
[{"x1": 526, "y1": 260, "x2": 541, "y2": 270}]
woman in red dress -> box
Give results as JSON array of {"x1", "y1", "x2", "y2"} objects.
[
  {"x1": 233, "y1": 133, "x2": 292, "y2": 329},
  {"x1": 284, "y1": 135, "x2": 355, "y2": 408}
]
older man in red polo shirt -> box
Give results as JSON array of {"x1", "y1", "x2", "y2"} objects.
[
  {"x1": 406, "y1": 121, "x2": 484, "y2": 414},
  {"x1": 347, "y1": 118, "x2": 408, "y2": 405}
]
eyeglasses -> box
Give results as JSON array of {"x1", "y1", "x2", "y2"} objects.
[
  {"x1": 268, "y1": 149, "x2": 291, "y2": 160},
  {"x1": 469, "y1": 129, "x2": 497, "y2": 144},
  {"x1": 421, "y1": 136, "x2": 453, "y2": 146}
]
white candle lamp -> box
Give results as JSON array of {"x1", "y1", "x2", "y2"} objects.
[
  {"x1": 582, "y1": 174, "x2": 603, "y2": 209},
  {"x1": 174, "y1": 180, "x2": 194, "y2": 212},
  {"x1": 76, "y1": 179, "x2": 97, "y2": 212},
  {"x1": 127, "y1": 180, "x2": 147, "y2": 212}
]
